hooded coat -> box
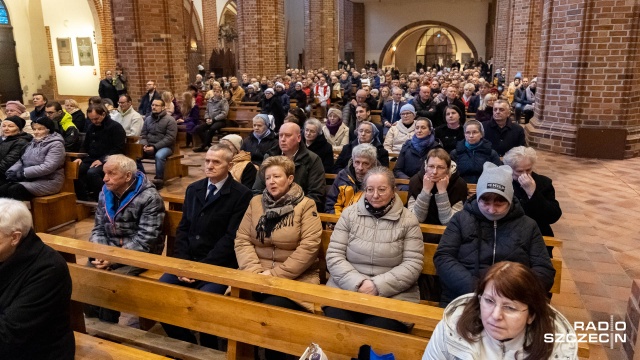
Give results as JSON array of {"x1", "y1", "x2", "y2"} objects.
[
  {"x1": 90, "y1": 172, "x2": 166, "y2": 256},
  {"x1": 450, "y1": 139, "x2": 502, "y2": 184},
  {"x1": 7, "y1": 133, "x2": 66, "y2": 197},
  {"x1": 0, "y1": 230, "x2": 75, "y2": 360},
  {"x1": 0, "y1": 132, "x2": 32, "y2": 180},
  {"x1": 326, "y1": 194, "x2": 424, "y2": 303},
  {"x1": 434, "y1": 196, "x2": 556, "y2": 306}
]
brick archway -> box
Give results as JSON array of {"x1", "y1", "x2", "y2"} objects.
[{"x1": 378, "y1": 21, "x2": 479, "y2": 68}]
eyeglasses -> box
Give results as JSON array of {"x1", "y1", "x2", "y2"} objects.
[
  {"x1": 479, "y1": 295, "x2": 528, "y2": 316},
  {"x1": 427, "y1": 165, "x2": 447, "y2": 171}
]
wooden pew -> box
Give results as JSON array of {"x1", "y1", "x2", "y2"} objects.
[
  {"x1": 124, "y1": 136, "x2": 185, "y2": 181},
  {"x1": 75, "y1": 331, "x2": 169, "y2": 359},
  {"x1": 227, "y1": 106, "x2": 260, "y2": 127},
  {"x1": 238, "y1": 102, "x2": 260, "y2": 107},
  {"x1": 370, "y1": 110, "x2": 382, "y2": 125},
  {"x1": 31, "y1": 157, "x2": 80, "y2": 232},
  {"x1": 43, "y1": 234, "x2": 444, "y2": 359},
  {"x1": 220, "y1": 127, "x2": 253, "y2": 138}
]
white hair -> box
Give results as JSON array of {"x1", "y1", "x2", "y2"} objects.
[
  {"x1": 0, "y1": 198, "x2": 33, "y2": 237},
  {"x1": 503, "y1": 146, "x2": 538, "y2": 167},
  {"x1": 105, "y1": 154, "x2": 137, "y2": 174}
]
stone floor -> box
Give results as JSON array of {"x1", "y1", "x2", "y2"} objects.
[{"x1": 51, "y1": 148, "x2": 640, "y2": 359}]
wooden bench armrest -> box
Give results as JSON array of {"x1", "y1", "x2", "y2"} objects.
[{"x1": 66, "y1": 152, "x2": 88, "y2": 159}]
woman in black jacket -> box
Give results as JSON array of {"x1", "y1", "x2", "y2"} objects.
[
  {"x1": 303, "y1": 118, "x2": 334, "y2": 173},
  {"x1": 450, "y1": 120, "x2": 501, "y2": 184},
  {"x1": 434, "y1": 162, "x2": 555, "y2": 307},
  {"x1": 0, "y1": 116, "x2": 32, "y2": 182},
  {"x1": 259, "y1": 88, "x2": 285, "y2": 132},
  {"x1": 240, "y1": 114, "x2": 278, "y2": 166}
]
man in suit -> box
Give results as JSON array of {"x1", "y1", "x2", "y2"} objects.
[
  {"x1": 381, "y1": 86, "x2": 406, "y2": 135},
  {"x1": 159, "y1": 144, "x2": 252, "y2": 349}
]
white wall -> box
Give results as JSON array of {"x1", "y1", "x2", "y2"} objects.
[
  {"x1": 216, "y1": 0, "x2": 227, "y2": 24},
  {"x1": 284, "y1": 0, "x2": 304, "y2": 68},
  {"x1": 5, "y1": 0, "x2": 51, "y2": 103},
  {"x1": 364, "y1": 0, "x2": 488, "y2": 64},
  {"x1": 41, "y1": 0, "x2": 101, "y2": 96}
]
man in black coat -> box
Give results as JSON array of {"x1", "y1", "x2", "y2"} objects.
[
  {"x1": 0, "y1": 199, "x2": 74, "y2": 360},
  {"x1": 159, "y1": 144, "x2": 252, "y2": 349},
  {"x1": 434, "y1": 86, "x2": 466, "y2": 128},
  {"x1": 137, "y1": 80, "x2": 161, "y2": 116},
  {"x1": 73, "y1": 104, "x2": 126, "y2": 201},
  {"x1": 98, "y1": 70, "x2": 119, "y2": 107},
  {"x1": 483, "y1": 100, "x2": 526, "y2": 156}
]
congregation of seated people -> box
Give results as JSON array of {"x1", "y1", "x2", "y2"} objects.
[{"x1": 0, "y1": 60, "x2": 576, "y2": 360}]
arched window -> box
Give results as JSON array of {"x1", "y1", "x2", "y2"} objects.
[
  {"x1": 416, "y1": 27, "x2": 456, "y2": 67},
  {"x1": 0, "y1": 0, "x2": 9, "y2": 25}
]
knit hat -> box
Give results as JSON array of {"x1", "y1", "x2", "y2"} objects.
[
  {"x1": 514, "y1": 72, "x2": 522, "y2": 79},
  {"x1": 247, "y1": 84, "x2": 255, "y2": 90},
  {"x1": 221, "y1": 134, "x2": 243, "y2": 152},
  {"x1": 5, "y1": 101, "x2": 27, "y2": 114},
  {"x1": 400, "y1": 104, "x2": 416, "y2": 116},
  {"x1": 33, "y1": 116, "x2": 56, "y2": 134},
  {"x1": 327, "y1": 107, "x2": 342, "y2": 119},
  {"x1": 275, "y1": 82, "x2": 284, "y2": 90},
  {"x1": 264, "y1": 88, "x2": 275, "y2": 95},
  {"x1": 3, "y1": 115, "x2": 26, "y2": 131},
  {"x1": 295, "y1": 82, "x2": 303, "y2": 88},
  {"x1": 477, "y1": 162, "x2": 514, "y2": 205}
]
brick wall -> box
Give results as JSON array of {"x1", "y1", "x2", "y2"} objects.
[
  {"x1": 202, "y1": 0, "x2": 217, "y2": 69},
  {"x1": 304, "y1": 0, "x2": 338, "y2": 70},
  {"x1": 337, "y1": 0, "x2": 364, "y2": 69},
  {"x1": 236, "y1": 0, "x2": 285, "y2": 77},
  {"x1": 44, "y1": 27, "x2": 59, "y2": 99},
  {"x1": 527, "y1": 0, "x2": 640, "y2": 158},
  {"x1": 93, "y1": 0, "x2": 116, "y2": 74},
  {"x1": 492, "y1": 0, "x2": 511, "y2": 70},
  {"x1": 110, "y1": 0, "x2": 189, "y2": 107},
  {"x1": 623, "y1": 280, "x2": 640, "y2": 359},
  {"x1": 504, "y1": 0, "x2": 542, "y2": 81}
]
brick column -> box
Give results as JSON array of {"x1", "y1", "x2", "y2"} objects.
[
  {"x1": 623, "y1": 280, "x2": 640, "y2": 359},
  {"x1": 93, "y1": 0, "x2": 116, "y2": 73},
  {"x1": 491, "y1": 0, "x2": 511, "y2": 71},
  {"x1": 202, "y1": 0, "x2": 218, "y2": 69},
  {"x1": 111, "y1": 0, "x2": 189, "y2": 107},
  {"x1": 304, "y1": 0, "x2": 338, "y2": 70},
  {"x1": 527, "y1": 0, "x2": 640, "y2": 159},
  {"x1": 338, "y1": 0, "x2": 364, "y2": 69},
  {"x1": 236, "y1": 0, "x2": 285, "y2": 77},
  {"x1": 503, "y1": 0, "x2": 543, "y2": 81}
]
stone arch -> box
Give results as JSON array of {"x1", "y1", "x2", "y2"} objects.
[{"x1": 379, "y1": 20, "x2": 478, "y2": 70}]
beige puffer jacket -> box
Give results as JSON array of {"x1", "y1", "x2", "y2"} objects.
[
  {"x1": 326, "y1": 193, "x2": 424, "y2": 303},
  {"x1": 235, "y1": 195, "x2": 322, "y2": 311}
]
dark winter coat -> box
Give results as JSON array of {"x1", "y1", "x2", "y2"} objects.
[
  {"x1": 138, "y1": 90, "x2": 162, "y2": 116},
  {"x1": 140, "y1": 111, "x2": 177, "y2": 150},
  {"x1": 333, "y1": 138, "x2": 389, "y2": 174},
  {"x1": 241, "y1": 131, "x2": 278, "y2": 165},
  {"x1": 259, "y1": 96, "x2": 285, "y2": 132},
  {"x1": 98, "y1": 78, "x2": 119, "y2": 106},
  {"x1": 253, "y1": 144, "x2": 326, "y2": 212},
  {"x1": 483, "y1": 119, "x2": 526, "y2": 156},
  {"x1": 434, "y1": 197, "x2": 556, "y2": 305},
  {"x1": 513, "y1": 172, "x2": 562, "y2": 237},
  {"x1": 0, "y1": 132, "x2": 32, "y2": 180},
  {"x1": 90, "y1": 172, "x2": 166, "y2": 256},
  {"x1": 393, "y1": 138, "x2": 443, "y2": 179},
  {"x1": 450, "y1": 139, "x2": 502, "y2": 184},
  {"x1": 0, "y1": 231, "x2": 74, "y2": 360},
  {"x1": 434, "y1": 125, "x2": 464, "y2": 153},
  {"x1": 81, "y1": 115, "x2": 126, "y2": 163},
  {"x1": 7, "y1": 133, "x2": 66, "y2": 197},
  {"x1": 305, "y1": 134, "x2": 334, "y2": 173},
  {"x1": 173, "y1": 176, "x2": 252, "y2": 268}
]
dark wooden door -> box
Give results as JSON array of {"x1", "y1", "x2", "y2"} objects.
[{"x1": 0, "y1": 26, "x2": 22, "y2": 103}]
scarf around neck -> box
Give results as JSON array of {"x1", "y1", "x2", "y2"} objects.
[
  {"x1": 465, "y1": 140, "x2": 482, "y2": 151},
  {"x1": 364, "y1": 196, "x2": 395, "y2": 218},
  {"x1": 411, "y1": 133, "x2": 435, "y2": 155},
  {"x1": 325, "y1": 118, "x2": 343, "y2": 135},
  {"x1": 256, "y1": 182, "x2": 305, "y2": 242}
]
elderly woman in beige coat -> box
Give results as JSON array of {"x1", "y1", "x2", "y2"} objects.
[
  {"x1": 324, "y1": 166, "x2": 424, "y2": 333},
  {"x1": 322, "y1": 107, "x2": 350, "y2": 152},
  {"x1": 234, "y1": 155, "x2": 322, "y2": 360}
]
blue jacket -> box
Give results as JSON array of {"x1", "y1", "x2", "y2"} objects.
[
  {"x1": 393, "y1": 138, "x2": 443, "y2": 179},
  {"x1": 381, "y1": 101, "x2": 406, "y2": 125},
  {"x1": 90, "y1": 172, "x2": 165, "y2": 256},
  {"x1": 449, "y1": 139, "x2": 502, "y2": 184},
  {"x1": 434, "y1": 197, "x2": 556, "y2": 306}
]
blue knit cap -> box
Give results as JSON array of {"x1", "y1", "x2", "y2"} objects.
[{"x1": 400, "y1": 103, "x2": 416, "y2": 115}]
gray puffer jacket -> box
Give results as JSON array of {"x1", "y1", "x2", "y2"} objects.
[
  {"x1": 90, "y1": 172, "x2": 165, "y2": 255},
  {"x1": 326, "y1": 193, "x2": 424, "y2": 303},
  {"x1": 140, "y1": 110, "x2": 177, "y2": 150},
  {"x1": 205, "y1": 96, "x2": 229, "y2": 121},
  {"x1": 7, "y1": 133, "x2": 65, "y2": 197}
]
